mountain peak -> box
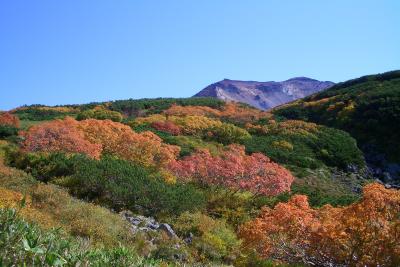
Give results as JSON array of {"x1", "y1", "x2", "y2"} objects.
[{"x1": 194, "y1": 77, "x2": 334, "y2": 110}]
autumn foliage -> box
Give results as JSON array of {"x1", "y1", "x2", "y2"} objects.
[
  {"x1": 163, "y1": 102, "x2": 272, "y2": 123},
  {"x1": 22, "y1": 117, "x2": 180, "y2": 167},
  {"x1": 168, "y1": 144, "x2": 294, "y2": 196},
  {"x1": 22, "y1": 118, "x2": 102, "y2": 159},
  {"x1": 239, "y1": 183, "x2": 400, "y2": 266},
  {"x1": 0, "y1": 112, "x2": 20, "y2": 128},
  {"x1": 151, "y1": 120, "x2": 182, "y2": 135}
]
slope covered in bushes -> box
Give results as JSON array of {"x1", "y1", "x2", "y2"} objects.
[
  {"x1": 2, "y1": 96, "x2": 394, "y2": 266},
  {"x1": 273, "y1": 70, "x2": 400, "y2": 183}
]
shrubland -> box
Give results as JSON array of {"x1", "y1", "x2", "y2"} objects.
[{"x1": 1, "y1": 95, "x2": 397, "y2": 266}]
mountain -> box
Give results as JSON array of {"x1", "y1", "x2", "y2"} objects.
[
  {"x1": 273, "y1": 70, "x2": 400, "y2": 185},
  {"x1": 194, "y1": 77, "x2": 334, "y2": 110}
]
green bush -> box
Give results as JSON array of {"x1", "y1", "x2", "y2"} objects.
[
  {"x1": 13, "y1": 107, "x2": 76, "y2": 121},
  {"x1": 173, "y1": 212, "x2": 241, "y2": 263},
  {"x1": 109, "y1": 97, "x2": 224, "y2": 118},
  {"x1": 208, "y1": 123, "x2": 251, "y2": 145},
  {"x1": 244, "y1": 125, "x2": 365, "y2": 170},
  {"x1": 76, "y1": 107, "x2": 123, "y2": 122},
  {"x1": 0, "y1": 125, "x2": 18, "y2": 138},
  {"x1": 53, "y1": 155, "x2": 206, "y2": 217},
  {"x1": 7, "y1": 152, "x2": 77, "y2": 182}
]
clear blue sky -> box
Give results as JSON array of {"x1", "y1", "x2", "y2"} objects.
[{"x1": 1, "y1": 0, "x2": 399, "y2": 110}]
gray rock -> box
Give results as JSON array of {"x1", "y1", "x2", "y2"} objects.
[
  {"x1": 184, "y1": 232, "x2": 193, "y2": 244},
  {"x1": 159, "y1": 223, "x2": 177, "y2": 238}
]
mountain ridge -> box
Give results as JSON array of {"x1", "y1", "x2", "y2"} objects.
[{"x1": 194, "y1": 77, "x2": 334, "y2": 110}]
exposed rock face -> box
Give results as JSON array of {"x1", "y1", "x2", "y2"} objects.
[{"x1": 194, "y1": 77, "x2": 334, "y2": 110}]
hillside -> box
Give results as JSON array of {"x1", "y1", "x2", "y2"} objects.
[
  {"x1": 194, "y1": 77, "x2": 334, "y2": 110},
  {"x1": 0, "y1": 97, "x2": 399, "y2": 266},
  {"x1": 273, "y1": 70, "x2": 400, "y2": 185}
]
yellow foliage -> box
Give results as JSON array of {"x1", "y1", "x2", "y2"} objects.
[
  {"x1": 171, "y1": 115, "x2": 223, "y2": 135},
  {"x1": 272, "y1": 140, "x2": 294, "y2": 151},
  {"x1": 0, "y1": 163, "x2": 134, "y2": 247}
]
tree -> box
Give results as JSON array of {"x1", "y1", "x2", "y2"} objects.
[{"x1": 168, "y1": 144, "x2": 294, "y2": 196}]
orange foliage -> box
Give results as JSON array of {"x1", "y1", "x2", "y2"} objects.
[
  {"x1": 22, "y1": 117, "x2": 179, "y2": 167},
  {"x1": 163, "y1": 102, "x2": 272, "y2": 123},
  {"x1": 0, "y1": 187, "x2": 59, "y2": 229},
  {"x1": 0, "y1": 112, "x2": 20, "y2": 128},
  {"x1": 0, "y1": 187, "x2": 28, "y2": 208},
  {"x1": 168, "y1": 144, "x2": 294, "y2": 196},
  {"x1": 240, "y1": 183, "x2": 400, "y2": 266},
  {"x1": 78, "y1": 119, "x2": 180, "y2": 167},
  {"x1": 22, "y1": 118, "x2": 102, "y2": 159},
  {"x1": 219, "y1": 102, "x2": 272, "y2": 123},
  {"x1": 164, "y1": 104, "x2": 221, "y2": 117}
]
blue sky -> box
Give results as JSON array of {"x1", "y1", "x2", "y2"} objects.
[{"x1": 1, "y1": 0, "x2": 399, "y2": 110}]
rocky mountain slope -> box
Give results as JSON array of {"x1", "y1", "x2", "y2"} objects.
[{"x1": 194, "y1": 77, "x2": 334, "y2": 110}]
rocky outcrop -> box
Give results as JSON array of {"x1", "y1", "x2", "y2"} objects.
[{"x1": 120, "y1": 211, "x2": 178, "y2": 238}]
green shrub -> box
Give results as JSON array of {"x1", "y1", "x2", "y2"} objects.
[
  {"x1": 13, "y1": 107, "x2": 76, "y2": 121},
  {"x1": 7, "y1": 152, "x2": 77, "y2": 182},
  {"x1": 76, "y1": 107, "x2": 123, "y2": 122},
  {"x1": 60, "y1": 156, "x2": 206, "y2": 216},
  {"x1": 109, "y1": 97, "x2": 224, "y2": 117},
  {"x1": 0, "y1": 125, "x2": 18, "y2": 138},
  {"x1": 244, "y1": 125, "x2": 365, "y2": 170},
  {"x1": 208, "y1": 123, "x2": 251, "y2": 145},
  {"x1": 173, "y1": 212, "x2": 241, "y2": 263}
]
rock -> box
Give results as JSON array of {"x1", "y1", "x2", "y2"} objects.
[
  {"x1": 120, "y1": 211, "x2": 178, "y2": 239},
  {"x1": 184, "y1": 232, "x2": 193, "y2": 244},
  {"x1": 159, "y1": 223, "x2": 177, "y2": 238},
  {"x1": 385, "y1": 184, "x2": 392, "y2": 189}
]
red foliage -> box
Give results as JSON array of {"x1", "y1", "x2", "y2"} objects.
[
  {"x1": 0, "y1": 112, "x2": 20, "y2": 128},
  {"x1": 151, "y1": 121, "x2": 182, "y2": 135},
  {"x1": 22, "y1": 117, "x2": 102, "y2": 159},
  {"x1": 168, "y1": 144, "x2": 294, "y2": 196}
]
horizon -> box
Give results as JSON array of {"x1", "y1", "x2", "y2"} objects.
[{"x1": 1, "y1": 0, "x2": 400, "y2": 110}]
